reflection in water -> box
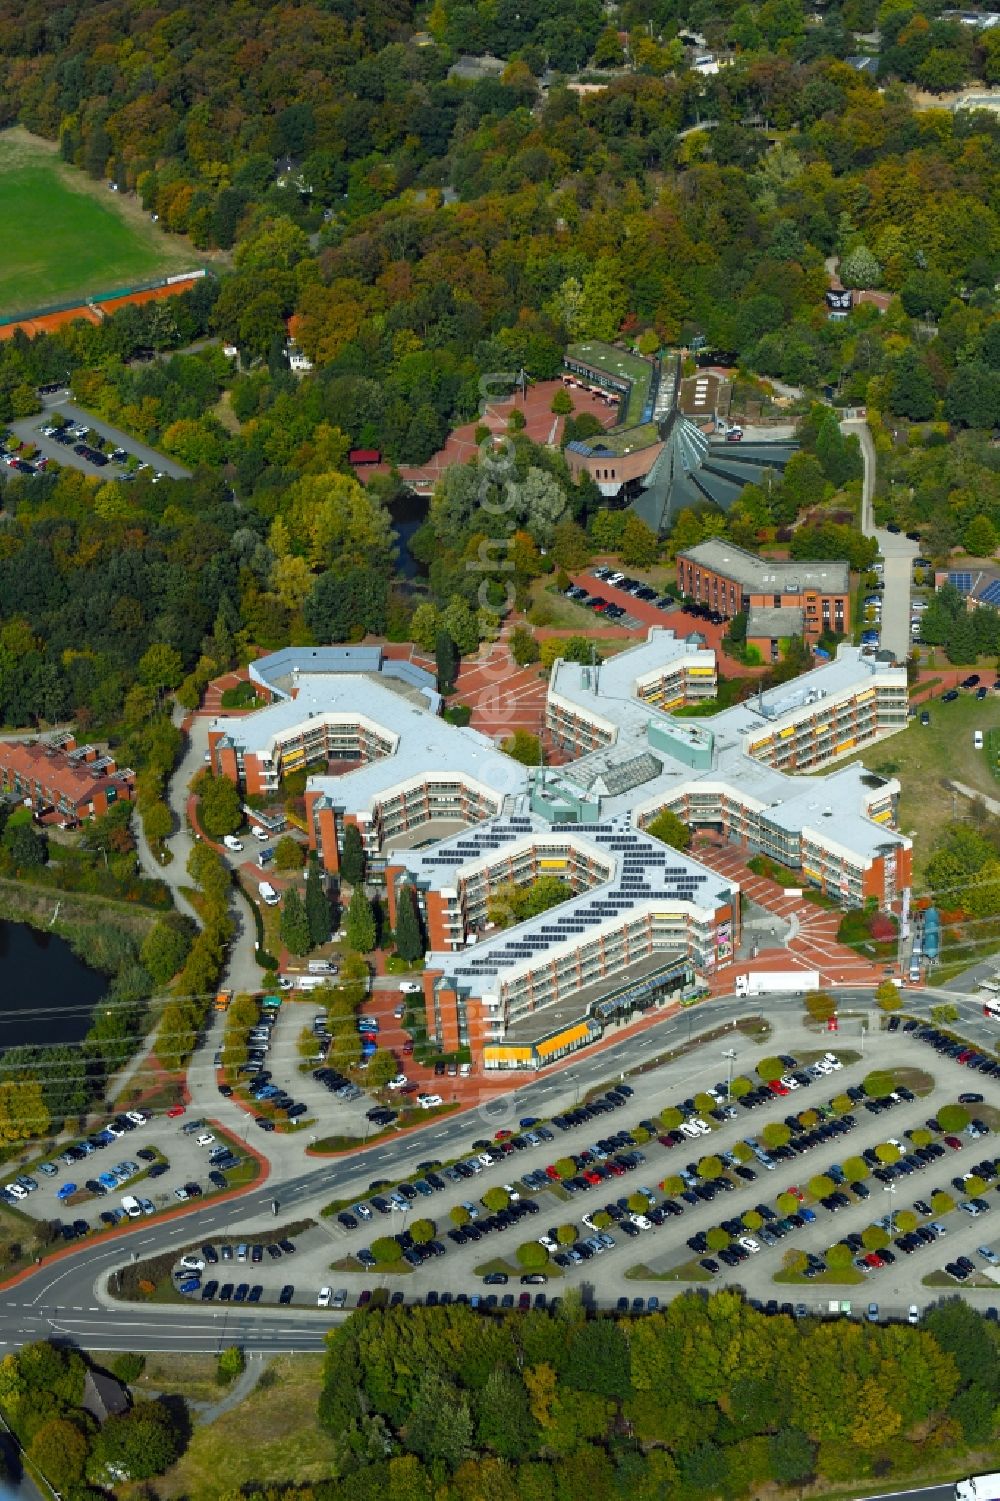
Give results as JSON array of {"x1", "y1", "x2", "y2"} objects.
[{"x1": 0, "y1": 919, "x2": 107, "y2": 1051}]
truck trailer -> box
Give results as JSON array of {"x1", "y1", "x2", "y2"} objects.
[
  {"x1": 734, "y1": 971, "x2": 820, "y2": 998},
  {"x1": 955, "y1": 1472, "x2": 1000, "y2": 1500}
]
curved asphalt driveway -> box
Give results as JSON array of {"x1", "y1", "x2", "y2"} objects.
[{"x1": 842, "y1": 417, "x2": 919, "y2": 664}]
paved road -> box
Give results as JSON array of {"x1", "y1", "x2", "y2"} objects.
[
  {"x1": 9, "y1": 393, "x2": 190, "y2": 481},
  {"x1": 844, "y1": 417, "x2": 919, "y2": 664},
  {"x1": 0, "y1": 984, "x2": 993, "y2": 1353}
]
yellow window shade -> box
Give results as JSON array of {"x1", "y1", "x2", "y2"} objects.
[
  {"x1": 535, "y1": 1023, "x2": 590, "y2": 1059},
  {"x1": 483, "y1": 1045, "x2": 534, "y2": 1065},
  {"x1": 539, "y1": 859, "x2": 567, "y2": 869}
]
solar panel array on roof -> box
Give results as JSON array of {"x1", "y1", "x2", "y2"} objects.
[
  {"x1": 978, "y1": 580, "x2": 1000, "y2": 608},
  {"x1": 950, "y1": 571, "x2": 973, "y2": 595}
]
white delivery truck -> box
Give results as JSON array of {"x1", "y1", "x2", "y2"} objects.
[
  {"x1": 734, "y1": 971, "x2": 820, "y2": 998},
  {"x1": 955, "y1": 1473, "x2": 1000, "y2": 1500}
]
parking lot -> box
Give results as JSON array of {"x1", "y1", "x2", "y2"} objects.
[
  {"x1": 1, "y1": 1109, "x2": 255, "y2": 1241},
  {"x1": 563, "y1": 568, "x2": 682, "y2": 631},
  {"x1": 295, "y1": 1028, "x2": 1000, "y2": 1317},
  {"x1": 5, "y1": 392, "x2": 190, "y2": 482}
]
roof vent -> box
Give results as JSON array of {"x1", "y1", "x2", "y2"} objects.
[{"x1": 823, "y1": 807, "x2": 833, "y2": 817}]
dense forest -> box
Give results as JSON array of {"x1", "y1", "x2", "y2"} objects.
[{"x1": 221, "y1": 1292, "x2": 1000, "y2": 1501}]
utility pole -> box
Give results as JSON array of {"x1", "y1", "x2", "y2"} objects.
[{"x1": 723, "y1": 1047, "x2": 737, "y2": 1093}]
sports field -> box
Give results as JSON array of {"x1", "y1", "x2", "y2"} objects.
[{"x1": 0, "y1": 129, "x2": 194, "y2": 317}]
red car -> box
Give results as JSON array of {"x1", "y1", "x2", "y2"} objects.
[
  {"x1": 402, "y1": 1039, "x2": 414, "y2": 1056},
  {"x1": 944, "y1": 1135, "x2": 963, "y2": 1150},
  {"x1": 583, "y1": 1169, "x2": 602, "y2": 1185},
  {"x1": 518, "y1": 1292, "x2": 531, "y2": 1309},
  {"x1": 658, "y1": 1134, "x2": 675, "y2": 1149},
  {"x1": 545, "y1": 1165, "x2": 561, "y2": 1180},
  {"x1": 788, "y1": 1185, "x2": 804, "y2": 1201},
  {"x1": 864, "y1": 1252, "x2": 884, "y2": 1268},
  {"x1": 495, "y1": 1129, "x2": 513, "y2": 1141},
  {"x1": 606, "y1": 1162, "x2": 625, "y2": 1177},
  {"x1": 166, "y1": 1104, "x2": 186, "y2": 1118}
]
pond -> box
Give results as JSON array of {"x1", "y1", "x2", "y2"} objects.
[
  {"x1": 390, "y1": 488, "x2": 429, "y2": 580},
  {"x1": 0, "y1": 919, "x2": 108, "y2": 1051}
]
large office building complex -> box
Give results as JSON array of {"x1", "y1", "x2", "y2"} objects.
[{"x1": 208, "y1": 635, "x2": 910, "y2": 1069}]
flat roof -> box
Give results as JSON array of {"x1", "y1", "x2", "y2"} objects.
[
  {"x1": 747, "y1": 605, "x2": 805, "y2": 637},
  {"x1": 679, "y1": 538, "x2": 850, "y2": 595},
  {"x1": 213, "y1": 671, "x2": 526, "y2": 812},
  {"x1": 567, "y1": 421, "x2": 660, "y2": 457}
]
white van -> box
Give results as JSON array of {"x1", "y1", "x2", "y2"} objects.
[
  {"x1": 121, "y1": 1195, "x2": 142, "y2": 1218},
  {"x1": 258, "y1": 881, "x2": 279, "y2": 906},
  {"x1": 295, "y1": 975, "x2": 325, "y2": 991},
  {"x1": 974, "y1": 730, "x2": 984, "y2": 750},
  {"x1": 223, "y1": 834, "x2": 244, "y2": 852},
  {"x1": 308, "y1": 960, "x2": 337, "y2": 975}
]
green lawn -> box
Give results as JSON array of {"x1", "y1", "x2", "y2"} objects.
[
  {"x1": 0, "y1": 129, "x2": 195, "y2": 315},
  {"x1": 839, "y1": 690, "x2": 1000, "y2": 874}
]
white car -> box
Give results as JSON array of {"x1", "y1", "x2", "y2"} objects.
[
  {"x1": 196, "y1": 1133, "x2": 215, "y2": 1147},
  {"x1": 387, "y1": 1075, "x2": 409, "y2": 1091},
  {"x1": 690, "y1": 1117, "x2": 712, "y2": 1135},
  {"x1": 222, "y1": 834, "x2": 244, "y2": 852},
  {"x1": 679, "y1": 1123, "x2": 700, "y2": 1139},
  {"x1": 317, "y1": 1287, "x2": 332, "y2": 1308},
  {"x1": 126, "y1": 1110, "x2": 148, "y2": 1126},
  {"x1": 978, "y1": 1246, "x2": 1000, "y2": 1266},
  {"x1": 4, "y1": 1184, "x2": 27, "y2": 1200},
  {"x1": 419, "y1": 1094, "x2": 443, "y2": 1109},
  {"x1": 399, "y1": 981, "x2": 422, "y2": 994},
  {"x1": 173, "y1": 1187, "x2": 189, "y2": 1201},
  {"x1": 780, "y1": 1075, "x2": 799, "y2": 1090},
  {"x1": 907, "y1": 1305, "x2": 920, "y2": 1324},
  {"x1": 538, "y1": 1235, "x2": 557, "y2": 1251},
  {"x1": 179, "y1": 1254, "x2": 205, "y2": 1272},
  {"x1": 630, "y1": 1214, "x2": 652, "y2": 1230},
  {"x1": 738, "y1": 1236, "x2": 760, "y2": 1254},
  {"x1": 823, "y1": 1053, "x2": 843, "y2": 1070},
  {"x1": 252, "y1": 826, "x2": 270, "y2": 840},
  {"x1": 503, "y1": 1183, "x2": 521, "y2": 1202}
]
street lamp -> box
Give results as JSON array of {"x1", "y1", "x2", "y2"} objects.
[
  {"x1": 883, "y1": 1182, "x2": 896, "y2": 1240},
  {"x1": 722, "y1": 1048, "x2": 737, "y2": 1093}
]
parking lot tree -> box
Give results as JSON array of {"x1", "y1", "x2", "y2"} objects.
[
  {"x1": 631, "y1": 1125, "x2": 651, "y2": 1144},
  {"x1": 808, "y1": 1174, "x2": 834, "y2": 1199},
  {"x1": 274, "y1": 835, "x2": 303, "y2": 871},
  {"x1": 693, "y1": 1092, "x2": 716, "y2": 1115},
  {"x1": 659, "y1": 1106, "x2": 683, "y2": 1129},
  {"x1": 410, "y1": 1219, "x2": 435, "y2": 1245},
  {"x1": 706, "y1": 1227, "x2": 731, "y2": 1251},
  {"x1": 931, "y1": 1190, "x2": 955, "y2": 1214},
  {"x1": 740, "y1": 1211, "x2": 764, "y2": 1233},
  {"x1": 962, "y1": 1174, "x2": 987, "y2": 1199},
  {"x1": 591, "y1": 1211, "x2": 612, "y2": 1231},
  {"x1": 894, "y1": 1210, "x2": 918, "y2": 1234},
  {"x1": 875, "y1": 979, "x2": 903, "y2": 1012},
  {"x1": 756, "y1": 1056, "x2": 784, "y2": 1083},
  {"x1": 304, "y1": 856, "x2": 332, "y2": 947},
  {"x1": 783, "y1": 1247, "x2": 808, "y2": 1273},
  {"x1": 365, "y1": 1048, "x2": 398, "y2": 1090},
  {"x1": 628, "y1": 1193, "x2": 652, "y2": 1215},
  {"x1": 804, "y1": 991, "x2": 837, "y2": 1023},
  {"x1": 661, "y1": 1175, "x2": 685, "y2": 1196},
  {"x1": 798, "y1": 1109, "x2": 819, "y2": 1129},
  {"x1": 450, "y1": 1206, "x2": 471, "y2": 1227},
  {"x1": 777, "y1": 1191, "x2": 800, "y2": 1215},
  {"x1": 861, "y1": 1226, "x2": 890, "y2": 1252},
  {"x1": 862, "y1": 1069, "x2": 894, "y2": 1099},
  {"x1": 195, "y1": 771, "x2": 243, "y2": 838},
  {"x1": 280, "y1": 886, "x2": 312, "y2": 957},
  {"x1": 731, "y1": 1141, "x2": 755, "y2": 1164},
  {"x1": 340, "y1": 824, "x2": 365, "y2": 889},
  {"x1": 516, "y1": 1241, "x2": 549, "y2": 1270},
  {"x1": 874, "y1": 1142, "x2": 900, "y2": 1165},
  {"x1": 936, "y1": 1103, "x2": 970, "y2": 1133},
  {"x1": 830, "y1": 1094, "x2": 853, "y2": 1116},
  {"x1": 557, "y1": 1224, "x2": 578, "y2": 1246},
  {"x1": 729, "y1": 1076, "x2": 753, "y2": 1100},
  {"x1": 345, "y1": 887, "x2": 376, "y2": 952},
  {"x1": 826, "y1": 1242, "x2": 854, "y2": 1270},
  {"x1": 843, "y1": 1156, "x2": 869, "y2": 1183},
  {"x1": 394, "y1": 882, "x2": 424, "y2": 965},
  {"x1": 555, "y1": 1157, "x2": 578, "y2": 1180},
  {"x1": 931, "y1": 1003, "x2": 959, "y2": 1025},
  {"x1": 761, "y1": 1122, "x2": 791, "y2": 1150},
  {"x1": 697, "y1": 1156, "x2": 723, "y2": 1181},
  {"x1": 371, "y1": 1236, "x2": 402, "y2": 1265},
  {"x1": 482, "y1": 1187, "x2": 510, "y2": 1213}
]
